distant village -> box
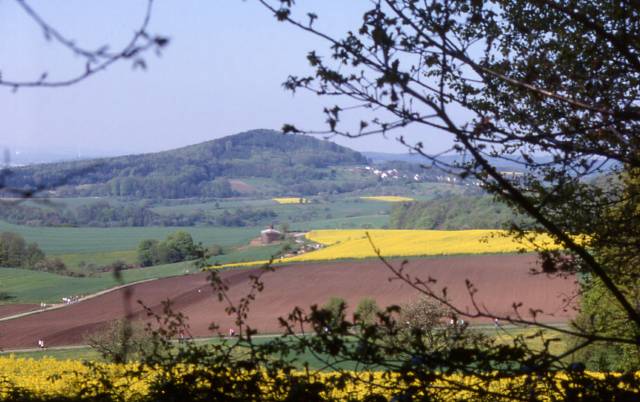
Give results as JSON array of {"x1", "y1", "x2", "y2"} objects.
[{"x1": 352, "y1": 165, "x2": 524, "y2": 187}]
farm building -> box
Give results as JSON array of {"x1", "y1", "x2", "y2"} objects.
[{"x1": 261, "y1": 226, "x2": 283, "y2": 244}]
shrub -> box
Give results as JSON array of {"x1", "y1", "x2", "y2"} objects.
[
  {"x1": 0, "y1": 232, "x2": 46, "y2": 268},
  {"x1": 33, "y1": 258, "x2": 68, "y2": 274},
  {"x1": 208, "y1": 244, "x2": 224, "y2": 256},
  {"x1": 400, "y1": 297, "x2": 451, "y2": 333},
  {"x1": 322, "y1": 296, "x2": 347, "y2": 329},
  {"x1": 355, "y1": 297, "x2": 380, "y2": 326},
  {"x1": 85, "y1": 319, "x2": 154, "y2": 363}
]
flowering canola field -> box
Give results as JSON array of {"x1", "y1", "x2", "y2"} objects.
[
  {"x1": 273, "y1": 197, "x2": 310, "y2": 204},
  {"x1": 0, "y1": 356, "x2": 149, "y2": 400},
  {"x1": 360, "y1": 195, "x2": 415, "y2": 202},
  {"x1": 302, "y1": 229, "x2": 558, "y2": 259},
  {"x1": 0, "y1": 356, "x2": 621, "y2": 401},
  {"x1": 216, "y1": 229, "x2": 563, "y2": 269}
]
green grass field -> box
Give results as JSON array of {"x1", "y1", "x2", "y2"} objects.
[
  {"x1": 0, "y1": 241, "x2": 298, "y2": 304},
  {"x1": 0, "y1": 335, "x2": 372, "y2": 371},
  {"x1": 152, "y1": 197, "x2": 392, "y2": 231},
  {"x1": 210, "y1": 244, "x2": 286, "y2": 266},
  {"x1": 290, "y1": 215, "x2": 389, "y2": 231},
  {"x1": 3, "y1": 325, "x2": 571, "y2": 371},
  {"x1": 0, "y1": 261, "x2": 194, "y2": 304},
  {"x1": 0, "y1": 221, "x2": 261, "y2": 255},
  {"x1": 2, "y1": 348, "x2": 101, "y2": 361},
  {"x1": 58, "y1": 250, "x2": 139, "y2": 271}
]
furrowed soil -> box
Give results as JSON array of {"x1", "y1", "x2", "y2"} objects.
[{"x1": 0, "y1": 254, "x2": 577, "y2": 349}]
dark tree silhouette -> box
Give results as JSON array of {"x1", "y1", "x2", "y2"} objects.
[{"x1": 255, "y1": 0, "x2": 640, "y2": 369}]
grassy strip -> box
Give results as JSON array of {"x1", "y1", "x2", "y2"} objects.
[
  {"x1": 3, "y1": 325, "x2": 571, "y2": 370},
  {"x1": 211, "y1": 251, "x2": 537, "y2": 270}
]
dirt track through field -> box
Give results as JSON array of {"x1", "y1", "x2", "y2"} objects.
[
  {"x1": 0, "y1": 304, "x2": 39, "y2": 319},
  {"x1": 0, "y1": 255, "x2": 578, "y2": 349}
]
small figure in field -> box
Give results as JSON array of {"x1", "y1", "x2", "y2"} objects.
[
  {"x1": 37, "y1": 339, "x2": 45, "y2": 349},
  {"x1": 493, "y1": 318, "x2": 500, "y2": 327},
  {"x1": 229, "y1": 328, "x2": 235, "y2": 337}
]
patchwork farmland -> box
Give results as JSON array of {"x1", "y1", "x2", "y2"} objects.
[{"x1": 0, "y1": 254, "x2": 576, "y2": 349}]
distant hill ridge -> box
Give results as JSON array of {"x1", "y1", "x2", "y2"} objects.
[{"x1": 7, "y1": 129, "x2": 368, "y2": 198}]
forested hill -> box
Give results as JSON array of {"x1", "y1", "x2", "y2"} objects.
[{"x1": 6, "y1": 129, "x2": 368, "y2": 198}]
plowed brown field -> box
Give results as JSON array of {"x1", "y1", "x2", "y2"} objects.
[
  {"x1": 0, "y1": 304, "x2": 39, "y2": 319},
  {"x1": 0, "y1": 254, "x2": 577, "y2": 349}
]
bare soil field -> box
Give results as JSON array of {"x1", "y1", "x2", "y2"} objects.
[
  {"x1": 0, "y1": 304, "x2": 39, "y2": 319},
  {"x1": 0, "y1": 254, "x2": 577, "y2": 349},
  {"x1": 228, "y1": 179, "x2": 256, "y2": 194}
]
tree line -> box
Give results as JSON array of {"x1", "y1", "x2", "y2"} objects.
[
  {"x1": 389, "y1": 195, "x2": 524, "y2": 230},
  {"x1": 0, "y1": 201, "x2": 279, "y2": 228},
  {"x1": 136, "y1": 231, "x2": 201, "y2": 267}
]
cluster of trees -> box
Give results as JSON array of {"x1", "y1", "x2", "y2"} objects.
[
  {"x1": 0, "y1": 232, "x2": 69, "y2": 274},
  {"x1": 0, "y1": 232, "x2": 45, "y2": 269},
  {"x1": 571, "y1": 171, "x2": 640, "y2": 370},
  {"x1": 276, "y1": 176, "x2": 379, "y2": 196},
  {"x1": 136, "y1": 231, "x2": 200, "y2": 267},
  {"x1": 324, "y1": 296, "x2": 451, "y2": 336},
  {"x1": 101, "y1": 176, "x2": 236, "y2": 199},
  {"x1": 389, "y1": 195, "x2": 522, "y2": 230}
]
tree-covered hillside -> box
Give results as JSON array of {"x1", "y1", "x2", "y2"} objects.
[
  {"x1": 6, "y1": 129, "x2": 368, "y2": 198},
  {"x1": 389, "y1": 195, "x2": 525, "y2": 230}
]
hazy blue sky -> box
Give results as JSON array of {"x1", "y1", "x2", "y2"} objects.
[{"x1": 1, "y1": 1, "x2": 456, "y2": 159}]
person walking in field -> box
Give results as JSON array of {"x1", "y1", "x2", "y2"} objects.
[
  {"x1": 229, "y1": 328, "x2": 235, "y2": 337},
  {"x1": 37, "y1": 339, "x2": 45, "y2": 349}
]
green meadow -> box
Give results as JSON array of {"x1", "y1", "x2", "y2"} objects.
[
  {"x1": 0, "y1": 220, "x2": 261, "y2": 255},
  {"x1": 0, "y1": 262, "x2": 193, "y2": 304}
]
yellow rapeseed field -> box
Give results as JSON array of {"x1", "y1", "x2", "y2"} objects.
[
  {"x1": 360, "y1": 195, "x2": 415, "y2": 202},
  {"x1": 215, "y1": 229, "x2": 563, "y2": 269},
  {"x1": 0, "y1": 356, "x2": 621, "y2": 400},
  {"x1": 0, "y1": 356, "x2": 150, "y2": 399},
  {"x1": 273, "y1": 197, "x2": 310, "y2": 204},
  {"x1": 299, "y1": 229, "x2": 559, "y2": 259}
]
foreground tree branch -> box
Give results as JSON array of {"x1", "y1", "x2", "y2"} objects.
[
  {"x1": 255, "y1": 0, "x2": 640, "y2": 369},
  {"x1": 1, "y1": 0, "x2": 167, "y2": 90}
]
